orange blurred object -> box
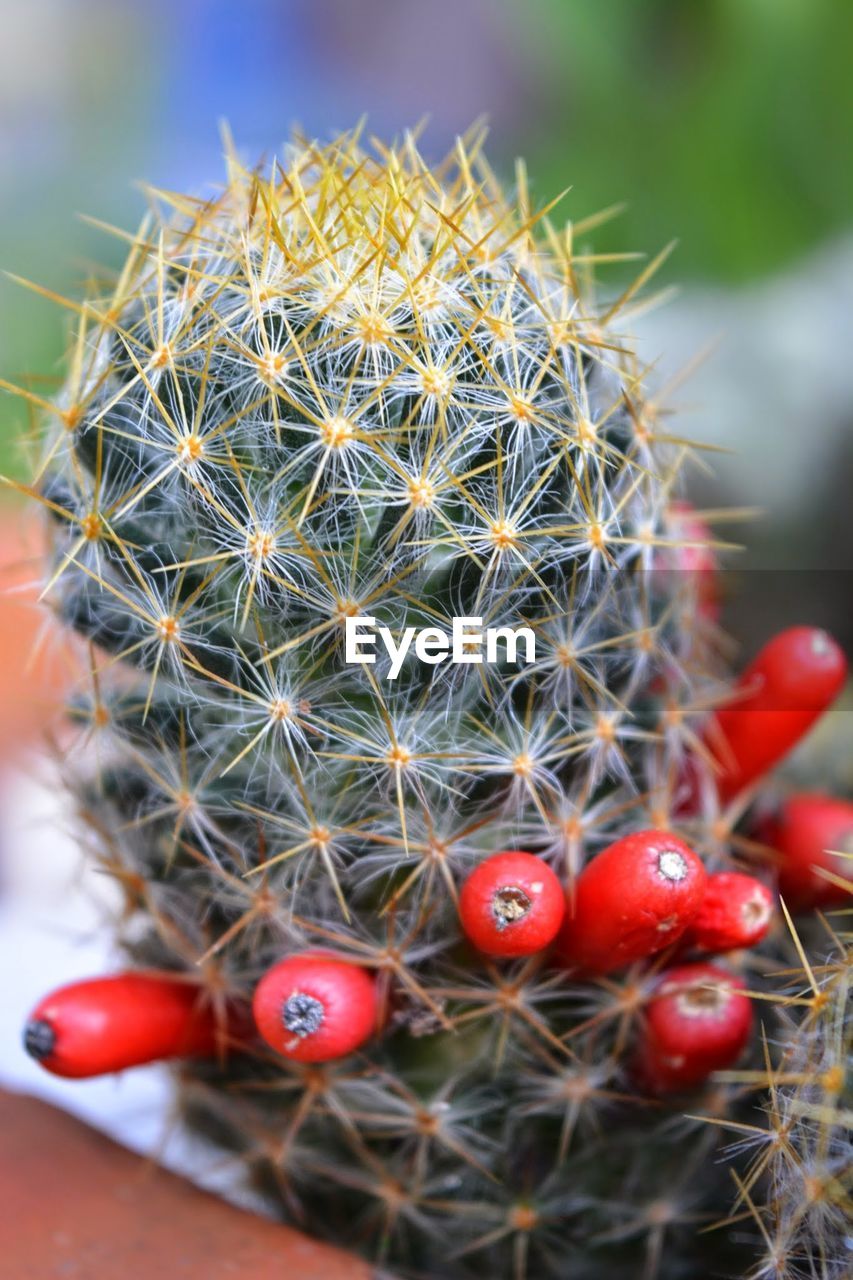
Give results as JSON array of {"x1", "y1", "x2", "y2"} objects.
[
  {"x1": 0, "y1": 1089, "x2": 368, "y2": 1280},
  {"x1": 0, "y1": 506, "x2": 71, "y2": 762}
]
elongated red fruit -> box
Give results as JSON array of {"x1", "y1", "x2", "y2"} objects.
[
  {"x1": 635, "y1": 962, "x2": 753, "y2": 1093},
  {"x1": 23, "y1": 973, "x2": 231, "y2": 1079},
  {"x1": 708, "y1": 627, "x2": 847, "y2": 802},
  {"x1": 763, "y1": 793, "x2": 853, "y2": 911},
  {"x1": 684, "y1": 871, "x2": 774, "y2": 954},
  {"x1": 459, "y1": 851, "x2": 565, "y2": 957},
  {"x1": 253, "y1": 951, "x2": 377, "y2": 1063},
  {"x1": 556, "y1": 830, "x2": 707, "y2": 975}
]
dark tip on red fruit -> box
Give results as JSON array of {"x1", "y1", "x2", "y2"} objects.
[
  {"x1": 23, "y1": 1018, "x2": 56, "y2": 1062},
  {"x1": 23, "y1": 973, "x2": 230, "y2": 1079},
  {"x1": 282, "y1": 992, "x2": 325, "y2": 1038},
  {"x1": 253, "y1": 951, "x2": 378, "y2": 1063}
]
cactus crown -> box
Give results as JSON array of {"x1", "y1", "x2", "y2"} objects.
[
  {"x1": 28, "y1": 128, "x2": 833, "y2": 1280},
  {"x1": 43, "y1": 124, "x2": 688, "y2": 900}
]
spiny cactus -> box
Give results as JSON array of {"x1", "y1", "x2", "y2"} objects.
[
  {"x1": 9, "y1": 126, "x2": 850, "y2": 1279},
  {"x1": 764, "y1": 930, "x2": 852, "y2": 1280},
  {"x1": 716, "y1": 914, "x2": 852, "y2": 1280}
]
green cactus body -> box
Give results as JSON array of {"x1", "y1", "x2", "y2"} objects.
[{"x1": 19, "y1": 128, "x2": 849, "y2": 1279}]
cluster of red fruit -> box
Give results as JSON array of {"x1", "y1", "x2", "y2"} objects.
[
  {"x1": 23, "y1": 602, "x2": 850, "y2": 1098},
  {"x1": 460, "y1": 839, "x2": 765, "y2": 1092}
]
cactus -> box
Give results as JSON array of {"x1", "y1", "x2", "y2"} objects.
[
  {"x1": 9, "y1": 127, "x2": 850, "y2": 1279},
  {"x1": 716, "y1": 913, "x2": 852, "y2": 1280},
  {"x1": 762, "y1": 931, "x2": 852, "y2": 1280}
]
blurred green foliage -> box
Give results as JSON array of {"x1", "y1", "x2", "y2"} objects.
[{"x1": 524, "y1": 0, "x2": 853, "y2": 277}]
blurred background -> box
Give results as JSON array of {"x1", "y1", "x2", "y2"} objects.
[{"x1": 0, "y1": 0, "x2": 850, "y2": 1145}]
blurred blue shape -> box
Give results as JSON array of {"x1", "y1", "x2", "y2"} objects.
[{"x1": 147, "y1": 0, "x2": 531, "y2": 188}]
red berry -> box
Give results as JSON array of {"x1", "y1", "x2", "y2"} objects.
[
  {"x1": 252, "y1": 951, "x2": 377, "y2": 1063},
  {"x1": 709, "y1": 627, "x2": 847, "y2": 802},
  {"x1": 685, "y1": 872, "x2": 774, "y2": 954},
  {"x1": 23, "y1": 973, "x2": 234, "y2": 1079},
  {"x1": 763, "y1": 793, "x2": 853, "y2": 911},
  {"x1": 459, "y1": 851, "x2": 565, "y2": 957},
  {"x1": 664, "y1": 500, "x2": 720, "y2": 622},
  {"x1": 636, "y1": 962, "x2": 753, "y2": 1093},
  {"x1": 556, "y1": 830, "x2": 707, "y2": 975}
]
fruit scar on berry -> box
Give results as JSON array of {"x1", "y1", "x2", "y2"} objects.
[{"x1": 635, "y1": 962, "x2": 753, "y2": 1093}]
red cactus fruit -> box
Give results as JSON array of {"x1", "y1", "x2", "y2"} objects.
[
  {"x1": 708, "y1": 627, "x2": 847, "y2": 803},
  {"x1": 459, "y1": 851, "x2": 565, "y2": 957},
  {"x1": 253, "y1": 951, "x2": 378, "y2": 1063},
  {"x1": 636, "y1": 962, "x2": 753, "y2": 1093},
  {"x1": 556, "y1": 830, "x2": 707, "y2": 975},
  {"x1": 664, "y1": 500, "x2": 720, "y2": 622},
  {"x1": 685, "y1": 871, "x2": 774, "y2": 954},
  {"x1": 762, "y1": 793, "x2": 853, "y2": 911},
  {"x1": 23, "y1": 973, "x2": 235, "y2": 1078}
]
